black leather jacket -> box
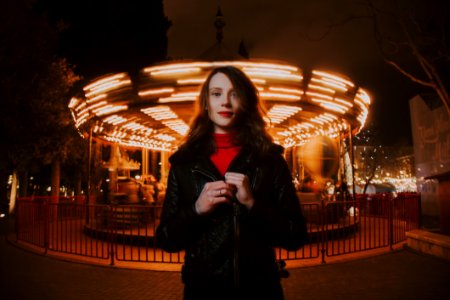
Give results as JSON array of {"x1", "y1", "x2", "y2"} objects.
[{"x1": 156, "y1": 144, "x2": 307, "y2": 288}]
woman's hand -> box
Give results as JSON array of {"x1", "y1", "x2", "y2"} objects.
[
  {"x1": 195, "y1": 180, "x2": 235, "y2": 215},
  {"x1": 224, "y1": 172, "x2": 254, "y2": 210}
]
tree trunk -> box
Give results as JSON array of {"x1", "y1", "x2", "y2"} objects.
[
  {"x1": 19, "y1": 170, "x2": 28, "y2": 198},
  {"x1": 363, "y1": 173, "x2": 375, "y2": 194},
  {"x1": 74, "y1": 169, "x2": 82, "y2": 196},
  {"x1": 50, "y1": 159, "x2": 61, "y2": 222},
  {"x1": 50, "y1": 158, "x2": 60, "y2": 202},
  {"x1": 0, "y1": 170, "x2": 8, "y2": 214}
]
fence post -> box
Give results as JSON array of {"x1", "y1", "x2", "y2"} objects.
[
  {"x1": 389, "y1": 196, "x2": 394, "y2": 251},
  {"x1": 44, "y1": 199, "x2": 49, "y2": 255},
  {"x1": 15, "y1": 201, "x2": 20, "y2": 242},
  {"x1": 109, "y1": 204, "x2": 115, "y2": 266},
  {"x1": 320, "y1": 198, "x2": 326, "y2": 264},
  {"x1": 417, "y1": 194, "x2": 422, "y2": 229}
]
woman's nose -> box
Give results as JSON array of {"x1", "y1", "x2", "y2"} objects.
[{"x1": 221, "y1": 95, "x2": 232, "y2": 107}]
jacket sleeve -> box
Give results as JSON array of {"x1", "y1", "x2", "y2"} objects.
[
  {"x1": 247, "y1": 155, "x2": 308, "y2": 251},
  {"x1": 155, "y1": 166, "x2": 202, "y2": 253}
]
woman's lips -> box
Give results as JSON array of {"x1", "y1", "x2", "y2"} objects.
[{"x1": 218, "y1": 111, "x2": 234, "y2": 118}]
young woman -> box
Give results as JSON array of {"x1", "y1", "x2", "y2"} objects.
[{"x1": 156, "y1": 66, "x2": 307, "y2": 299}]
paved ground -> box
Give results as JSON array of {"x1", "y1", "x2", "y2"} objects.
[{"x1": 1, "y1": 215, "x2": 450, "y2": 300}]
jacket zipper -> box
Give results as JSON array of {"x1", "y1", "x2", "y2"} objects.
[
  {"x1": 252, "y1": 167, "x2": 260, "y2": 190},
  {"x1": 193, "y1": 165, "x2": 241, "y2": 290}
]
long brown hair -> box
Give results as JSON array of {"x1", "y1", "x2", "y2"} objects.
[{"x1": 179, "y1": 66, "x2": 274, "y2": 156}]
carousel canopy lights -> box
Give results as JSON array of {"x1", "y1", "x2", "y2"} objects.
[{"x1": 69, "y1": 60, "x2": 371, "y2": 151}]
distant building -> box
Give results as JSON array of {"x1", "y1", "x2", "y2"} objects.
[{"x1": 409, "y1": 93, "x2": 450, "y2": 221}]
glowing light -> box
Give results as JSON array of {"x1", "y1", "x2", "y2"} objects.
[
  {"x1": 162, "y1": 119, "x2": 189, "y2": 135},
  {"x1": 69, "y1": 60, "x2": 371, "y2": 151},
  {"x1": 75, "y1": 102, "x2": 87, "y2": 112},
  {"x1": 311, "y1": 99, "x2": 348, "y2": 114},
  {"x1": 334, "y1": 98, "x2": 353, "y2": 107},
  {"x1": 121, "y1": 122, "x2": 151, "y2": 132},
  {"x1": 311, "y1": 78, "x2": 347, "y2": 92},
  {"x1": 84, "y1": 73, "x2": 126, "y2": 91},
  {"x1": 313, "y1": 70, "x2": 355, "y2": 87},
  {"x1": 142, "y1": 106, "x2": 178, "y2": 120},
  {"x1": 155, "y1": 133, "x2": 176, "y2": 141},
  {"x1": 269, "y1": 87, "x2": 303, "y2": 95},
  {"x1": 104, "y1": 115, "x2": 127, "y2": 125},
  {"x1": 249, "y1": 78, "x2": 266, "y2": 84},
  {"x1": 245, "y1": 71, "x2": 302, "y2": 81},
  {"x1": 93, "y1": 125, "x2": 103, "y2": 133},
  {"x1": 86, "y1": 101, "x2": 108, "y2": 110},
  {"x1": 139, "y1": 88, "x2": 174, "y2": 96},
  {"x1": 307, "y1": 84, "x2": 335, "y2": 94},
  {"x1": 265, "y1": 105, "x2": 302, "y2": 124},
  {"x1": 356, "y1": 89, "x2": 371, "y2": 104},
  {"x1": 84, "y1": 77, "x2": 131, "y2": 97},
  {"x1": 177, "y1": 78, "x2": 207, "y2": 84},
  {"x1": 144, "y1": 62, "x2": 211, "y2": 73},
  {"x1": 93, "y1": 105, "x2": 128, "y2": 116},
  {"x1": 260, "y1": 92, "x2": 301, "y2": 101},
  {"x1": 68, "y1": 97, "x2": 80, "y2": 109},
  {"x1": 86, "y1": 94, "x2": 107, "y2": 103},
  {"x1": 150, "y1": 68, "x2": 201, "y2": 76},
  {"x1": 158, "y1": 96, "x2": 197, "y2": 103}
]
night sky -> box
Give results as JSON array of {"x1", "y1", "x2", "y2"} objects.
[
  {"x1": 165, "y1": 0, "x2": 432, "y2": 146},
  {"x1": 40, "y1": 0, "x2": 446, "y2": 146}
]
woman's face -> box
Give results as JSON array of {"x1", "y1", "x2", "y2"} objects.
[{"x1": 207, "y1": 72, "x2": 241, "y2": 133}]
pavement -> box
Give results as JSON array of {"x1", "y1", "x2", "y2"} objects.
[{"x1": 1, "y1": 215, "x2": 450, "y2": 300}]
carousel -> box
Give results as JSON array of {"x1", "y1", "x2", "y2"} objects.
[{"x1": 70, "y1": 10, "x2": 370, "y2": 238}]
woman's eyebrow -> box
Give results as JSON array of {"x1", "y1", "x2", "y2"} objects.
[{"x1": 209, "y1": 87, "x2": 223, "y2": 91}]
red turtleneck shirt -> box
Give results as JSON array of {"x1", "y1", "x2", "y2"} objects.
[{"x1": 210, "y1": 133, "x2": 241, "y2": 177}]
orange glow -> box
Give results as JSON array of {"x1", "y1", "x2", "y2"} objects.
[
  {"x1": 69, "y1": 60, "x2": 371, "y2": 150},
  {"x1": 269, "y1": 87, "x2": 303, "y2": 95},
  {"x1": 313, "y1": 70, "x2": 355, "y2": 87},
  {"x1": 158, "y1": 96, "x2": 197, "y2": 103},
  {"x1": 139, "y1": 88, "x2": 174, "y2": 96},
  {"x1": 83, "y1": 73, "x2": 127, "y2": 91},
  {"x1": 311, "y1": 78, "x2": 347, "y2": 92},
  {"x1": 260, "y1": 92, "x2": 301, "y2": 101},
  {"x1": 150, "y1": 68, "x2": 201, "y2": 76},
  {"x1": 94, "y1": 105, "x2": 128, "y2": 116}
]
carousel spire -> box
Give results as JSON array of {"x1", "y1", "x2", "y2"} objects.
[{"x1": 214, "y1": 6, "x2": 226, "y2": 43}]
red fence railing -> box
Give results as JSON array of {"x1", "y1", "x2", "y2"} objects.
[{"x1": 15, "y1": 193, "x2": 420, "y2": 265}]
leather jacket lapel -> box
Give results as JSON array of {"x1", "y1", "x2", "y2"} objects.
[{"x1": 191, "y1": 148, "x2": 262, "y2": 191}]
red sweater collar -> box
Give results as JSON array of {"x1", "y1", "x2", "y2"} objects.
[{"x1": 213, "y1": 133, "x2": 238, "y2": 149}]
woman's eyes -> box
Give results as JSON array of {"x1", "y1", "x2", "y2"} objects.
[{"x1": 210, "y1": 90, "x2": 238, "y2": 98}]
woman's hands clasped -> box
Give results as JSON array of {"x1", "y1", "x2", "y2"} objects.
[
  {"x1": 224, "y1": 172, "x2": 254, "y2": 210},
  {"x1": 194, "y1": 172, "x2": 254, "y2": 215}
]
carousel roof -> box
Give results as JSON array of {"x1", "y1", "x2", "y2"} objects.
[
  {"x1": 68, "y1": 9, "x2": 371, "y2": 151},
  {"x1": 69, "y1": 59, "x2": 370, "y2": 151}
]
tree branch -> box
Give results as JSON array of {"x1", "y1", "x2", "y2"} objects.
[
  {"x1": 384, "y1": 58, "x2": 434, "y2": 87},
  {"x1": 303, "y1": 14, "x2": 372, "y2": 42}
]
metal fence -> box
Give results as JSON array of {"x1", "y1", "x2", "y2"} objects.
[{"x1": 15, "y1": 193, "x2": 420, "y2": 266}]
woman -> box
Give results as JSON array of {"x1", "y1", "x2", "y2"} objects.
[{"x1": 156, "y1": 66, "x2": 307, "y2": 299}]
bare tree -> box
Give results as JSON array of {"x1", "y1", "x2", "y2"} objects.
[
  {"x1": 369, "y1": 0, "x2": 450, "y2": 114},
  {"x1": 353, "y1": 129, "x2": 387, "y2": 194},
  {"x1": 306, "y1": 0, "x2": 450, "y2": 115}
]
